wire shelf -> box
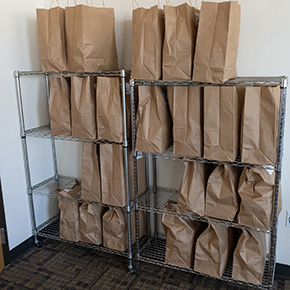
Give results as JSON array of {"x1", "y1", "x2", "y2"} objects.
[
  {"x1": 136, "y1": 146, "x2": 277, "y2": 170},
  {"x1": 138, "y1": 187, "x2": 271, "y2": 234},
  {"x1": 139, "y1": 236, "x2": 270, "y2": 290},
  {"x1": 132, "y1": 76, "x2": 288, "y2": 88}
]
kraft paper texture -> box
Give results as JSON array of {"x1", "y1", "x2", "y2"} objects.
[
  {"x1": 131, "y1": 6, "x2": 164, "y2": 80},
  {"x1": 232, "y1": 229, "x2": 266, "y2": 285},
  {"x1": 192, "y1": 1, "x2": 241, "y2": 83},
  {"x1": 163, "y1": 3, "x2": 198, "y2": 80},
  {"x1": 204, "y1": 86, "x2": 240, "y2": 161},
  {"x1": 58, "y1": 183, "x2": 81, "y2": 242},
  {"x1": 169, "y1": 86, "x2": 203, "y2": 157},
  {"x1": 65, "y1": 5, "x2": 118, "y2": 72},
  {"x1": 135, "y1": 86, "x2": 172, "y2": 154},
  {"x1": 49, "y1": 77, "x2": 71, "y2": 136},
  {"x1": 79, "y1": 202, "x2": 106, "y2": 245},
  {"x1": 81, "y1": 143, "x2": 101, "y2": 203},
  {"x1": 205, "y1": 164, "x2": 241, "y2": 221},
  {"x1": 71, "y1": 76, "x2": 97, "y2": 139},
  {"x1": 194, "y1": 223, "x2": 236, "y2": 278},
  {"x1": 37, "y1": 7, "x2": 68, "y2": 72},
  {"x1": 241, "y1": 86, "x2": 281, "y2": 165}
]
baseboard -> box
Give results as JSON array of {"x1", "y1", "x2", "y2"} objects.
[{"x1": 275, "y1": 263, "x2": 290, "y2": 279}]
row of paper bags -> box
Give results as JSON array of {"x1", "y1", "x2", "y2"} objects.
[
  {"x1": 162, "y1": 202, "x2": 266, "y2": 285},
  {"x1": 58, "y1": 182, "x2": 146, "y2": 251},
  {"x1": 49, "y1": 76, "x2": 130, "y2": 142},
  {"x1": 135, "y1": 85, "x2": 281, "y2": 165},
  {"x1": 81, "y1": 143, "x2": 146, "y2": 207},
  {"x1": 132, "y1": 1, "x2": 240, "y2": 83},
  {"x1": 37, "y1": 3, "x2": 118, "y2": 72},
  {"x1": 177, "y1": 162, "x2": 281, "y2": 231}
]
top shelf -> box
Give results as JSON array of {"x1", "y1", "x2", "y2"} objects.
[{"x1": 131, "y1": 76, "x2": 288, "y2": 88}]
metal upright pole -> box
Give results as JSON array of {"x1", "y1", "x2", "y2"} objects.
[
  {"x1": 145, "y1": 156, "x2": 151, "y2": 236},
  {"x1": 44, "y1": 75, "x2": 59, "y2": 181},
  {"x1": 14, "y1": 71, "x2": 40, "y2": 247},
  {"x1": 153, "y1": 156, "x2": 158, "y2": 236},
  {"x1": 121, "y1": 70, "x2": 134, "y2": 273}
]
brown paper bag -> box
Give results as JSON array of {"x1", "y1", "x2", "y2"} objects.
[
  {"x1": 71, "y1": 76, "x2": 97, "y2": 139},
  {"x1": 131, "y1": 6, "x2": 164, "y2": 80},
  {"x1": 79, "y1": 202, "x2": 106, "y2": 245},
  {"x1": 49, "y1": 77, "x2": 71, "y2": 136},
  {"x1": 135, "y1": 86, "x2": 172, "y2": 153},
  {"x1": 204, "y1": 86, "x2": 240, "y2": 161},
  {"x1": 37, "y1": 6, "x2": 68, "y2": 72},
  {"x1": 238, "y1": 167, "x2": 277, "y2": 231},
  {"x1": 194, "y1": 223, "x2": 236, "y2": 278},
  {"x1": 205, "y1": 165, "x2": 240, "y2": 221},
  {"x1": 65, "y1": 4, "x2": 118, "y2": 72},
  {"x1": 171, "y1": 86, "x2": 203, "y2": 157},
  {"x1": 58, "y1": 183, "x2": 81, "y2": 242},
  {"x1": 81, "y1": 143, "x2": 101, "y2": 203},
  {"x1": 96, "y1": 77, "x2": 124, "y2": 143},
  {"x1": 241, "y1": 86, "x2": 281, "y2": 165},
  {"x1": 162, "y1": 202, "x2": 205, "y2": 268},
  {"x1": 192, "y1": 1, "x2": 241, "y2": 83},
  {"x1": 232, "y1": 230, "x2": 266, "y2": 285},
  {"x1": 177, "y1": 161, "x2": 210, "y2": 216},
  {"x1": 163, "y1": 3, "x2": 198, "y2": 80},
  {"x1": 100, "y1": 145, "x2": 146, "y2": 207}
]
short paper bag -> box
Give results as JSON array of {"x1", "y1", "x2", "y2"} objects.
[
  {"x1": 232, "y1": 230, "x2": 266, "y2": 285},
  {"x1": 163, "y1": 3, "x2": 198, "y2": 80},
  {"x1": 49, "y1": 77, "x2": 71, "y2": 136},
  {"x1": 37, "y1": 6, "x2": 68, "y2": 72},
  {"x1": 205, "y1": 165, "x2": 240, "y2": 221},
  {"x1": 241, "y1": 86, "x2": 281, "y2": 165},
  {"x1": 135, "y1": 86, "x2": 172, "y2": 154},
  {"x1": 65, "y1": 4, "x2": 118, "y2": 72},
  {"x1": 194, "y1": 223, "x2": 236, "y2": 278},
  {"x1": 204, "y1": 86, "x2": 240, "y2": 161},
  {"x1": 192, "y1": 1, "x2": 241, "y2": 83},
  {"x1": 131, "y1": 6, "x2": 164, "y2": 80},
  {"x1": 81, "y1": 143, "x2": 101, "y2": 203}
]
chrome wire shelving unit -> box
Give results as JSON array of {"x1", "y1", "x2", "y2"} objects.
[
  {"x1": 15, "y1": 69, "x2": 137, "y2": 273},
  {"x1": 130, "y1": 76, "x2": 288, "y2": 290}
]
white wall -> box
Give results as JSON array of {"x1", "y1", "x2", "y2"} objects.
[{"x1": 2, "y1": 0, "x2": 290, "y2": 266}]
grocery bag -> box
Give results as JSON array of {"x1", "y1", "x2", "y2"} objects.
[
  {"x1": 194, "y1": 223, "x2": 236, "y2": 278},
  {"x1": 79, "y1": 202, "x2": 106, "y2": 245},
  {"x1": 37, "y1": 4, "x2": 68, "y2": 72},
  {"x1": 71, "y1": 76, "x2": 97, "y2": 139},
  {"x1": 49, "y1": 77, "x2": 71, "y2": 136},
  {"x1": 204, "y1": 86, "x2": 240, "y2": 161},
  {"x1": 205, "y1": 164, "x2": 240, "y2": 221},
  {"x1": 192, "y1": 1, "x2": 241, "y2": 83},
  {"x1": 135, "y1": 86, "x2": 172, "y2": 153},
  {"x1": 232, "y1": 229, "x2": 266, "y2": 285},
  {"x1": 163, "y1": 3, "x2": 198, "y2": 80},
  {"x1": 58, "y1": 182, "x2": 81, "y2": 242},
  {"x1": 65, "y1": 3, "x2": 118, "y2": 72},
  {"x1": 81, "y1": 143, "x2": 101, "y2": 203},
  {"x1": 241, "y1": 86, "x2": 281, "y2": 165},
  {"x1": 131, "y1": 5, "x2": 164, "y2": 80}
]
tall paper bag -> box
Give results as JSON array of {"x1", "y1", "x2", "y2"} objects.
[
  {"x1": 37, "y1": 6, "x2": 68, "y2": 72},
  {"x1": 192, "y1": 1, "x2": 241, "y2": 83},
  {"x1": 241, "y1": 86, "x2": 280, "y2": 165},
  {"x1": 131, "y1": 6, "x2": 164, "y2": 80},
  {"x1": 135, "y1": 86, "x2": 172, "y2": 154},
  {"x1": 81, "y1": 143, "x2": 101, "y2": 203},
  {"x1": 232, "y1": 230, "x2": 266, "y2": 285},
  {"x1": 71, "y1": 76, "x2": 97, "y2": 139},
  {"x1": 65, "y1": 4, "x2": 118, "y2": 72},
  {"x1": 49, "y1": 77, "x2": 71, "y2": 136},
  {"x1": 163, "y1": 3, "x2": 198, "y2": 80}
]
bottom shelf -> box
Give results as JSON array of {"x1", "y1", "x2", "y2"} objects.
[
  {"x1": 36, "y1": 215, "x2": 139, "y2": 258},
  {"x1": 139, "y1": 236, "x2": 270, "y2": 290}
]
